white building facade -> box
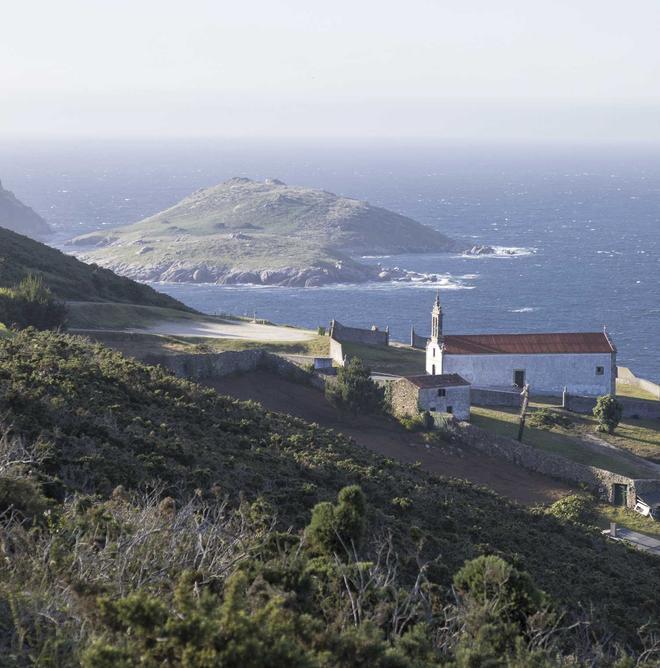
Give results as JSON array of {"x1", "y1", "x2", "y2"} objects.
[{"x1": 425, "y1": 295, "x2": 616, "y2": 396}]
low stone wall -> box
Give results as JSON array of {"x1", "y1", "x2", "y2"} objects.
[
  {"x1": 143, "y1": 349, "x2": 325, "y2": 390},
  {"x1": 563, "y1": 392, "x2": 660, "y2": 420},
  {"x1": 617, "y1": 366, "x2": 660, "y2": 400},
  {"x1": 451, "y1": 420, "x2": 660, "y2": 507},
  {"x1": 471, "y1": 387, "x2": 522, "y2": 408},
  {"x1": 329, "y1": 319, "x2": 389, "y2": 347}
]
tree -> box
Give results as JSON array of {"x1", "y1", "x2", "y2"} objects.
[
  {"x1": 592, "y1": 394, "x2": 623, "y2": 434},
  {"x1": 326, "y1": 357, "x2": 384, "y2": 415}
]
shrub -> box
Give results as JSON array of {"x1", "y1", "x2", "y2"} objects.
[
  {"x1": 527, "y1": 408, "x2": 573, "y2": 430},
  {"x1": 546, "y1": 494, "x2": 596, "y2": 525},
  {"x1": 306, "y1": 485, "x2": 367, "y2": 555},
  {"x1": 0, "y1": 275, "x2": 67, "y2": 330},
  {"x1": 453, "y1": 555, "x2": 547, "y2": 628},
  {"x1": 593, "y1": 395, "x2": 623, "y2": 434},
  {"x1": 325, "y1": 357, "x2": 384, "y2": 415}
]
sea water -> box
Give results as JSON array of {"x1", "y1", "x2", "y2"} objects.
[{"x1": 0, "y1": 140, "x2": 658, "y2": 381}]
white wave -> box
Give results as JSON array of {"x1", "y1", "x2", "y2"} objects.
[
  {"x1": 508, "y1": 307, "x2": 539, "y2": 313},
  {"x1": 361, "y1": 255, "x2": 391, "y2": 259}
]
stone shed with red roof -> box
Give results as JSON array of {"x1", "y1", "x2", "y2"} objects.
[{"x1": 390, "y1": 373, "x2": 471, "y2": 421}]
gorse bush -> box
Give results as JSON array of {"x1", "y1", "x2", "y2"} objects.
[
  {"x1": 527, "y1": 407, "x2": 574, "y2": 430},
  {"x1": 0, "y1": 275, "x2": 67, "y2": 330}
]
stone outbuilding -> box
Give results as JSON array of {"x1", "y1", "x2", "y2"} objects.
[{"x1": 390, "y1": 373, "x2": 471, "y2": 421}]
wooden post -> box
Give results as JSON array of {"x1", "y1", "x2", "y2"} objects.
[{"x1": 517, "y1": 384, "x2": 530, "y2": 442}]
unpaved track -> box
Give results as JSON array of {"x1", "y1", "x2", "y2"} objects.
[
  {"x1": 133, "y1": 319, "x2": 315, "y2": 342},
  {"x1": 206, "y1": 371, "x2": 575, "y2": 506}
]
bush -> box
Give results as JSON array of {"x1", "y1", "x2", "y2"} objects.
[
  {"x1": 453, "y1": 555, "x2": 547, "y2": 628},
  {"x1": 546, "y1": 494, "x2": 596, "y2": 525},
  {"x1": 399, "y1": 411, "x2": 433, "y2": 432},
  {"x1": 306, "y1": 485, "x2": 367, "y2": 555},
  {"x1": 593, "y1": 395, "x2": 623, "y2": 434},
  {"x1": 0, "y1": 275, "x2": 67, "y2": 330},
  {"x1": 527, "y1": 408, "x2": 573, "y2": 430},
  {"x1": 326, "y1": 357, "x2": 384, "y2": 415}
]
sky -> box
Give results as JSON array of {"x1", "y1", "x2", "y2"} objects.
[{"x1": 2, "y1": 0, "x2": 660, "y2": 141}]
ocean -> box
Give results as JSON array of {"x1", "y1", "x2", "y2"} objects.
[{"x1": 0, "y1": 140, "x2": 658, "y2": 381}]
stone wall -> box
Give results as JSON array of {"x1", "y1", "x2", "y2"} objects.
[
  {"x1": 410, "y1": 328, "x2": 428, "y2": 350},
  {"x1": 143, "y1": 349, "x2": 325, "y2": 390},
  {"x1": 563, "y1": 392, "x2": 660, "y2": 420},
  {"x1": 617, "y1": 366, "x2": 660, "y2": 400},
  {"x1": 329, "y1": 319, "x2": 389, "y2": 347},
  {"x1": 471, "y1": 387, "x2": 523, "y2": 408},
  {"x1": 451, "y1": 420, "x2": 660, "y2": 507},
  {"x1": 389, "y1": 379, "x2": 420, "y2": 417}
]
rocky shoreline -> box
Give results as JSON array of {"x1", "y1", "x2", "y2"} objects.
[{"x1": 73, "y1": 255, "x2": 454, "y2": 287}]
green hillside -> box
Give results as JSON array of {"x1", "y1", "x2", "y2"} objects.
[
  {"x1": 0, "y1": 227, "x2": 190, "y2": 310},
  {"x1": 0, "y1": 330, "x2": 657, "y2": 665},
  {"x1": 71, "y1": 178, "x2": 463, "y2": 286}
]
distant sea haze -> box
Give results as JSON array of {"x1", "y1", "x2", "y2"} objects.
[{"x1": 1, "y1": 140, "x2": 658, "y2": 382}]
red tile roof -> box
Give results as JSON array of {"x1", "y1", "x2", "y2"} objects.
[
  {"x1": 403, "y1": 373, "x2": 470, "y2": 388},
  {"x1": 442, "y1": 332, "x2": 615, "y2": 355}
]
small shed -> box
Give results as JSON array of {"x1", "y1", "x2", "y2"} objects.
[{"x1": 390, "y1": 373, "x2": 471, "y2": 421}]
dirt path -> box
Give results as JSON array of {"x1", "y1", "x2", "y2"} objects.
[
  {"x1": 206, "y1": 371, "x2": 575, "y2": 506},
  {"x1": 136, "y1": 319, "x2": 315, "y2": 342}
]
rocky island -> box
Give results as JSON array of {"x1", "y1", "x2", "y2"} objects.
[
  {"x1": 71, "y1": 178, "x2": 465, "y2": 286},
  {"x1": 0, "y1": 179, "x2": 52, "y2": 238}
]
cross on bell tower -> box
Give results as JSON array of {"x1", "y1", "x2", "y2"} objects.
[{"x1": 431, "y1": 291, "x2": 443, "y2": 343}]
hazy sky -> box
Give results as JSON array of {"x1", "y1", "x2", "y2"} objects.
[{"x1": 3, "y1": 0, "x2": 660, "y2": 141}]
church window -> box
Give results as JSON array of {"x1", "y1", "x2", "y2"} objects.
[
  {"x1": 431, "y1": 364, "x2": 436, "y2": 375},
  {"x1": 437, "y1": 388, "x2": 446, "y2": 397},
  {"x1": 446, "y1": 406, "x2": 453, "y2": 414},
  {"x1": 432, "y1": 347, "x2": 435, "y2": 357},
  {"x1": 596, "y1": 366, "x2": 604, "y2": 375}
]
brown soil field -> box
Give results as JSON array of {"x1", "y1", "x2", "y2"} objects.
[{"x1": 206, "y1": 371, "x2": 575, "y2": 506}]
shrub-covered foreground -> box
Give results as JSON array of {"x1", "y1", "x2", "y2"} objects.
[{"x1": 0, "y1": 331, "x2": 658, "y2": 665}]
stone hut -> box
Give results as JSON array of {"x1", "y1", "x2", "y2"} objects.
[{"x1": 390, "y1": 373, "x2": 471, "y2": 421}]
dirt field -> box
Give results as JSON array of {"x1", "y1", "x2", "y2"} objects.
[{"x1": 206, "y1": 371, "x2": 575, "y2": 506}]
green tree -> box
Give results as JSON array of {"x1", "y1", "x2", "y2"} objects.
[
  {"x1": 592, "y1": 394, "x2": 623, "y2": 434},
  {"x1": 326, "y1": 357, "x2": 384, "y2": 415}
]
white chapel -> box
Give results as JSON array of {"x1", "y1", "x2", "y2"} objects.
[{"x1": 425, "y1": 294, "x2": 616, "y2": 396}]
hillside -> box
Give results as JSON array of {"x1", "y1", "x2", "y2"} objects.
[
  {"x1": 71, "y1": 177, "x2": 464, "y2": 286},
  {"x1": 0, "y1": 330, "x2": 658, "y2": 665},
  {"x1": 0, "y1": 179, "x2": 51, "y2": 238},
  {"x1": 0, "y1": 227, "x2": 190, "y2": 310}
]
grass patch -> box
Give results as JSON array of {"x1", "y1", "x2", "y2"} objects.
[
  {"x1": 187, "y1": 334, "x2": 330, "y2": 357},
  {"x1": 596, "y1": 504, "x2": 660, "y2": 540},
  {"x1": 616, "y1": 382, "x2": 660, "y2": 402},
  {"x1": 342, "y1": 342, "x2": 424, "y2": 375},
  {"x1": 470, "y1": 405, "x2": 652, "y2": 478}
]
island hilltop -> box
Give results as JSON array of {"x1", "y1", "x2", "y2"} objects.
[{"x1": 72, "y1": 177, "x2": 464, "y2": 286}]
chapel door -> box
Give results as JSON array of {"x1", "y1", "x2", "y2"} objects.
[{"x1": 513, "y1": 370, "x2": 525, "y2": 388}]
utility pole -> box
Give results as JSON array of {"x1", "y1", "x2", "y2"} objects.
[{"x1": 517, "y1": 384, "x2": 530, "y2": 442}]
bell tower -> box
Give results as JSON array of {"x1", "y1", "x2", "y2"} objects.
[{"x1": 431, "y1": 292, "x2": 443, "y2": 343}]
